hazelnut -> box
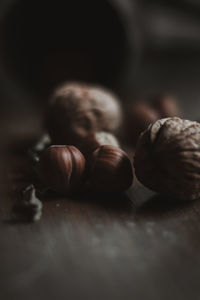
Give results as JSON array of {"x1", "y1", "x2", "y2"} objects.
[
  {"x1": 88, "y1": 145, "x2": 133, "y2": 192},
  {"x1": 46, "y1": 82, "x2": 122, "y2": 145},
  {"x1": 134, "y1": 117, "x2": 200, "y2": 201},
  {"x1": 38, "y1": 145, "x2": 86, "y2": 195},
  {"x1": 77, "y1": 131, "x2": 120, "y2": 159},
  {"x1": 150, "y1": 94, "x2": 181, "y2": 118},
  {"x1": 125, "y1": 102, "x2": 159, "y2": 145}
]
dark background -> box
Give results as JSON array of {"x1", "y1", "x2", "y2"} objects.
[
  {"x1": 1, "y1": 1, "x2": 200, "y2": 300},
  {"x1": 1, "y1": 0, "x2": 200, "y2": 118}
]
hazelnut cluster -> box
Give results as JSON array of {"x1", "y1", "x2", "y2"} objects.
[
  {"x1": 38, "y1": 144, "x2": 133, "y2": 195},
  {"x1": 134, "y1": 117, "x2": 200, "y2": 201},
  {"x1": 36, "y1": 82, "x2": 133, "y2": 195}
]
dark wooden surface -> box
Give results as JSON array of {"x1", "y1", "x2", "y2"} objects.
[{"x1": 1, "y1": 112, "x2": 200, "y2": 300}]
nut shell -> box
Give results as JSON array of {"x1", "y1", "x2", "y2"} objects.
[
  {"x1": 134, "y1": 117, "x2": 200, "y2": 201},
  {"x1": 89, "y1": 145, "x2": 133, "y2": 192},
  {"x1": 38, "y1": 145, "x2": 86, "y2": 194},
  {"x1": 46, "y1": 82, "x2": 122, "y2": 145}
]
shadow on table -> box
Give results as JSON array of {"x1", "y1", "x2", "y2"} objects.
[
  {"x1": 73, "y1": 190, "x2": 136, "y2": 215},
  {"x1": 137, "y1": 193, "x2": 197, "y2": 217},
  {"x1": 40, "y1": 186, "x2": 135, "y2": 214}
]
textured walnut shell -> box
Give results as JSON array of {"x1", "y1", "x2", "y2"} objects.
[
  {"x1": 134, "y1": 117, "x2": 200, "y2": 201},
  {"x1": 89, "y1": 145, "x2": 133, "y2": 193},
  {"x1": 38, "y1": 145, "x2": 86, "y2": 195},
  {"x1": 46, "y1": 82, "x2": 122, "y2": 145}
]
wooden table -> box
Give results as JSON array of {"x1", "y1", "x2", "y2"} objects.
[{"x1": 1, "y1": 112, "x2": 200, "y2": 300}]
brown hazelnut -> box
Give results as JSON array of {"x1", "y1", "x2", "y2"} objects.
[
  {"x1": 125, "y1": 102, "x2": 159, "y2": 145},
  {"x1": 77, "y1": 131, "x2": 120, "y2": 159},
  {"x1": 134, "y1": 117, "x2": 200, "y2": 201},
  {"x1": 150, "y1": 94, "x2": 181, "y2": 118},
  {"x1": 38, "y1": 145, "x2": 86, "y2": 195},
  {"x1": 88, "y1": 145, "x2": 133, "y2": 192},
  {"x1": 46, "y1": 82, "x2": 122, "y2": 145}
]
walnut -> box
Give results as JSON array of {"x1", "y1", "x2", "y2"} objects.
[
  {"x1": 134, "y1": 117, "x2": 200, "y2": 201},
  {"x1": 46, "y1": 82, "x2": 122, "y2": 145}
]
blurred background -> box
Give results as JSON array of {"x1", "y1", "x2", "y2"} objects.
[{"x1": 0, "y1": 0, "x2": 200, "y2": 120}]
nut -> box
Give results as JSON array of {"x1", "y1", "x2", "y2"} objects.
[
  {"x1": 134, "y1": 117, "x2": 200, "y2": 201},
  {"x1": 38, "y1": 145, "x2": 86, "y2": 195},
  {"x1": 77, "y1": 131, "x2": 120, "y2": 159},
  {"x1": 46, "y1": 82, "x2": 122, "y2": 145},
  {"x1": 125, "y1": 102, "x2": 159, "y2": 145},
  {"x1": 88, "y1": 145, "x2": 133, "y2": 192}
]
